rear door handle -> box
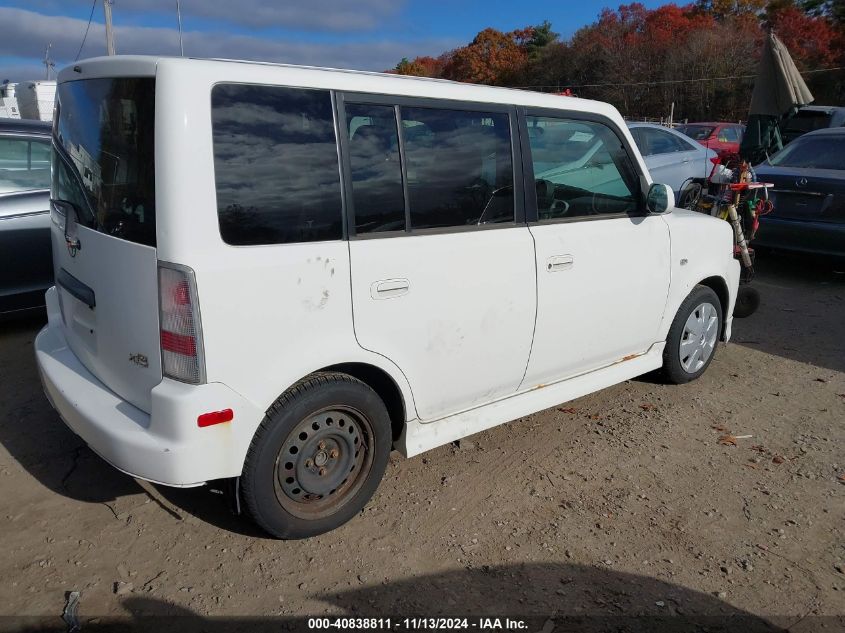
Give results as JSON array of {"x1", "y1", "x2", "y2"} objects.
[
  {"x1": 371, "y1": 278, "x2": 410, "y2": 300},
  {"x1": 547, "y1": 255, "x2": 574, "y2": 272}
]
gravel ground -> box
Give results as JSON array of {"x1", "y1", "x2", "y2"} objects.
[{"x1": 0, "y1": 251, "x2": 843, "y2": 631}]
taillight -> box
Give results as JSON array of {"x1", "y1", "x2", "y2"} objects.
[{"x1": 158, "y1": 263, "x2": 205, "y2": 384}]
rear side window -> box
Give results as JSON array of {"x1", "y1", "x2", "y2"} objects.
[
  {"x1": 212, "y1": 84, "x2": 343, "y2": 246},
  {"x1": 678, "y1": 125, "x2": 714, "y2": 141},
  {"x1": 0, "y1": 136, "x2": 51, "y2": 194},
  {"x1": 638, "y1": 128, "x2": 688, "y2": 155},
  {"x1": 400, "y1": 107, "x2": 514, "y2": 229},
  {"x1": 345, "y1": 103, "x2": 406, "y2": 234}
]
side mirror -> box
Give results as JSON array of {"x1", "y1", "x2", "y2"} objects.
[{"x1": 646, "y1": 183, "x2": 673, "y2": 214}]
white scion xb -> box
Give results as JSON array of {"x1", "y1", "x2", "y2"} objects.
[{"x1": 36, "y1": 56, "x2": 740, "y2": 538}]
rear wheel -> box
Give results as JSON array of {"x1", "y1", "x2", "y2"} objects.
[
  {"x1": 661, "y1": 285, "x2": 722, "y2": 384},
  {"x1": 241, "y1": 372, "x2": 391, "y2": 539}
]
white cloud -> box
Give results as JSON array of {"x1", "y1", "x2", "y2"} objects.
[
  {"x1": 0, "y1": 7, "x2": 456, "y2": 81},
  {"x1": 22, "y1": 0, "x2": 402, "y2": 32}
]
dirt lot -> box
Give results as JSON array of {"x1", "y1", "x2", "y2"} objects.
[{"x1": 0, "y1": 251, "x2": 843, "y2": 631}]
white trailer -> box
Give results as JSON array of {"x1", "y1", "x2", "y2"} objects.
[
  {"x1": 15, "y1": 80, "x2": 56, "y2": 122},
  {"x1": 0, "y1": 82, "x2": 21, "y2": 119}
]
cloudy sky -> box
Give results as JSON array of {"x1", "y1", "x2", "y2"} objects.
[{"x1": 1, "y1": 0, "x2": 668, "y2": 82}]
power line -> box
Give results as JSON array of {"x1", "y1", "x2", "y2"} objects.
[
  {"x1": 511, "y1": 65, "x2": 845, "y2": 90},
  {"x1": 74, "y1": 0, "x2": 98, "y2": 62}
]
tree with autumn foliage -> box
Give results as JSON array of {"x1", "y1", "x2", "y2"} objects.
[
  {"x1": 441, "y1": 27, "x2": 534, "y2": 85},
  {"x1": 394, "y1": 55, "x2": 449, "y2": 78},
  {"x1": 393, "y1": 2, "x2": 844, "y2": 121}
]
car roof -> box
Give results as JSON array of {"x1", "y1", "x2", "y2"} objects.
[
  {"x1": 678, "y1": 122, "x2": 739, "y2": 127},
  {"x1": 802, "y1": 126, "x2": 845, "y2": 137},
  {"x1": 626, "y1": 122, "x2": 674, "y2": 129},
  {"x1": 0, "y1": 119, "x2": 52, "y2": 136},
  {"x1": 58, "y1": 55, "x2": 622, "y2": 122},
  {"x1": 797, "y1": 105, "x2": 845, "y2": 114}
]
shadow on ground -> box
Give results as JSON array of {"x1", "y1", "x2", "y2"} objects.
[
  {"x1": 9, "y1": 564, "x2": 799, "y2": 632},
  {"x1": 733, "y1": 250, "x2": 845, "y2": 373},
  {"x1": 0, "y1": 315, "x2": 260, "y2": 536}
]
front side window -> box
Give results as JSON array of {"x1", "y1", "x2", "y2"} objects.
[
  {"x1": 212, "y1": 84, "x2": 343, "y2": 245},
  {"x1": 0, "y1": 137, "x2": 51, "y2": 194},
  {"x1": 400, "y1": 107, "x2": 514, "y2": 229},
  {"x1": 345, "y1": 103, "x2": 406, "y2": 234},
  {"x1": 527, "y1": 116, "x2": 640, "y2": 220},
  {"x1": 54, "y1": 78, "x2": 156, "y2": 246}
]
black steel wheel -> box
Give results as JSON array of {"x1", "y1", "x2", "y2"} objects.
[
  {"x1": 274, "y1": 406, "x2": 374, "y2": 520},
  {"x1": 241, "y1": 372, "x2": 391, "y2": 539}
]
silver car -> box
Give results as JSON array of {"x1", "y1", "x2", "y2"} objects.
[
  {"x1": 0, "y1": 119, "x2": 52, "y2": 318},
  {"x1": 627, "y1": 122, "x2": 718, "y2": 206}
]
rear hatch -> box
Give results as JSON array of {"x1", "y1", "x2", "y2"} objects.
[
  {"x1": 51, "y1": 77, "x2": 161, "y2": 412},
  {"x1": 758, "y1": 169, "x2": 845, "y2": 223}
]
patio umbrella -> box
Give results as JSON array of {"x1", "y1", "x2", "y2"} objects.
[{"x1": 740, "y1": 30, "x2": 814, "y2": 164}]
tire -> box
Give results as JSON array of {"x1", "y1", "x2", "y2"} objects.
[
  {"x1": 241, "y1": 372, "x2": 391, "y2": 539},
  {"x1": 678, "y1": 182, "x2": 702, "y2": 210},
  {"x1": 733, "y1": 285, "x2": 760, "y2": 319},
  {"x1": 661, "y1": 285, "x2": 723, "y2": 385}
]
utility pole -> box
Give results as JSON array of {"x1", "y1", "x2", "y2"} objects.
[
  {"x1": 176, "y1": 0, "x2": 184, "y2": 56},
  {"x1": 43, "y1": 43, "x2": 55, "y2": 80},
  {"x1": 104, "y1": 0, "x2": 116, "y2": 56}
]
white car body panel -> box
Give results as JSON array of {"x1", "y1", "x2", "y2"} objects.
[
  {"x1": 35, "y1": 56, "x2": 739, "y2": 487},
  {"x1": 350, "y1": 229, "x2": 536, "y2": 421},
  {"x1": 522, "y1": 215, "x2": 671, "y2": 387}
]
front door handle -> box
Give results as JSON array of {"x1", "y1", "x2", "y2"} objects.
[
  {"x1": 371, "y1": 278, "x2": 410, "y2": 300},
  {"x1": 547, "y1": 255, "x2": 574, "y2": 272}
]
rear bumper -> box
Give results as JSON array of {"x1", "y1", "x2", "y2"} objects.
[
  {"x1": 35, "y1": 287, "x2": 263, "y2": 487},
  {"x1": 754, "y1": 217, "x2": 845, "y2": 258}
]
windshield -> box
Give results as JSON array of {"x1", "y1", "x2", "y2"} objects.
[
  {"x1": 53, "y1": 77, "x2": 156, "y2": 246},
  {"x1": 677, "y1": 125, "x2": 714, "y2": 141},
  {"x1": 769, "y1": 135, "x2": 845, "y2": 170}
]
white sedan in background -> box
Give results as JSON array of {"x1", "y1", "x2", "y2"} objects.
[{"x1": 627, "y1": 122, "x2": 718, "y2": 206}]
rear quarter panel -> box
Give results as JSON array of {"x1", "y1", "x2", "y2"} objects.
[{"x1": 152, "y1": 61, "x2": 418, "y2": 433}]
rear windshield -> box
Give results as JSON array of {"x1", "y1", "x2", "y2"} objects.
[
  {"x1": 53, "y1": 78, "x2": 156, "y2": 246},
  {"x1": 769, "y1": 135, "x2": 845, "y2": 170},
  {"x1": 677, "y1": 125, "x2": 714, "y2": 141}
]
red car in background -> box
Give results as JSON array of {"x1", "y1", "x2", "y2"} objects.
[{"x1": 676, "y1": 122, "x2": 745, "y2": 159}]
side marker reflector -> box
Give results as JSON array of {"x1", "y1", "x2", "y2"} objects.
[{"x1": 198, "y1": 409, "x2": 234, "y2": 428}]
